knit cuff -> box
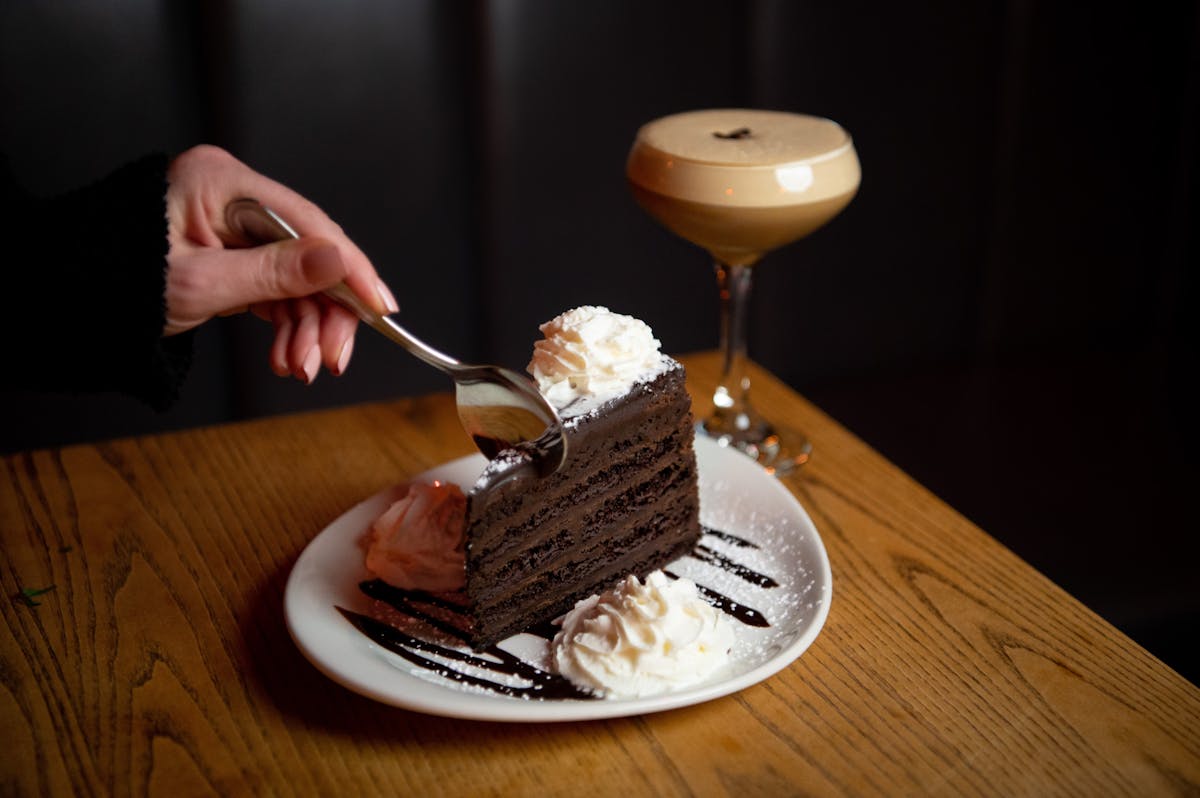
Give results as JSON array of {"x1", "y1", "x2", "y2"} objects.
[{"x1": 4, "y1": 153, "x2": 194, "y2": 410}]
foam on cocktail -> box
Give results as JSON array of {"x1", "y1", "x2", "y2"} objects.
[
  {"x1": 627, "y1": 109, "x2": 860, "y2": 209},
  {"x1": 627, "y1": 109, "x2": 860, "y2": 266}
]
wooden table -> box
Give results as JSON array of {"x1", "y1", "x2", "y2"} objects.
[{"x1": 3, "y1": 352, "x2": 1198, "y2": 796}]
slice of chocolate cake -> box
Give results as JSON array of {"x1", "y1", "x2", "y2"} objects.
[{"x1": 462, "y1": 307, "x2": 701, "y2": 648}]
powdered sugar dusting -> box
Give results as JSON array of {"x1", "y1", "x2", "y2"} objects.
[{"x1": 471, "y1": 448, "x2": 534, "y2": 492}]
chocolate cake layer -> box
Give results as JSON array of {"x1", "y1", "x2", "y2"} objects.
[{"x1": 464, "y1": 362, "x2": 701, "y2": 648}]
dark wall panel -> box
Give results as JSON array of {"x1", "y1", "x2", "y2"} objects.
[
  {"x1": 477, "y1": 0, "x2": 746, "y2": 366},
  {"x1": 2, "y1": 1, "x2": 1194, "y2": 444},
  {"x1": 746, "y1": 1, "x2": 1006, "y2": 387},
  {"x1": 221, "y1": 0, "x2": 478, "y2": 416},
  {"x1": 979, "y1": 4, "x2": 1196, "y2": 358},
  {"x1": 0, "y1": 2, "x2": 200, "y2": 191},
  {"x1": 0, "y1": 1, "x2": 228, "y2": 450}
]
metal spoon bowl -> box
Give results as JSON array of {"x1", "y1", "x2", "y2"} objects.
[{"x1": 224, "y1": 198, "x2": 567, "y2": 479}]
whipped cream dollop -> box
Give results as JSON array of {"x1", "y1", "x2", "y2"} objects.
[
  {"x1": 552, "y1": 571, "x2": 736, "y2": 698},
  {"x1": 528, "y1": 306, "x2": 665, "y2": 412},
  {"x1": 365, "y1": 481, "x2": 467, "y2": 592}
]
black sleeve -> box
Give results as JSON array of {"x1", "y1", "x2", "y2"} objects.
[{"x1": 0, "y1": 154, "x2": 194, "y2": 411}]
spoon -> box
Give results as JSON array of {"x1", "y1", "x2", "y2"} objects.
[{"x1": 224, "y1": 198, "x2": 567, "y2": 478}]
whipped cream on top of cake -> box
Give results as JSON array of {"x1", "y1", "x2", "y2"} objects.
[
  {"x1": 528, "y1": 306, "x2": 669, "y2": 414},
  {"x1": 552, "y1": 570, "x2": 735, "y2": 698},
  {"x1": 365, "y1": 481, "x2": 467, "y2": 592}
]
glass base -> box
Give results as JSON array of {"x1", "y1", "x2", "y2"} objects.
[{"x1": 699, "y1": 412, "x2": 812, "y2": 477}]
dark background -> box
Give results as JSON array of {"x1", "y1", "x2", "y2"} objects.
[{"x1": 2, "y1": 2, "x2": 1196, "y2": 681}]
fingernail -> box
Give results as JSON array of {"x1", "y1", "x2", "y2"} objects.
[
  {"x1": 335, "y1": 338, "x2": 354, "y2": 375},
  {"x1": 301, "y1": 346, "x2": 321, "y2": 384},
  {"x1": 272, "y1": 320, "x2": 293, "y2": 377},
  {"x1": 376, "y1": 280, "x2": 399, "y2": 314}
]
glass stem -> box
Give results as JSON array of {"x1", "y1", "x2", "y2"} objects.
[{"x1": 713, "y1": 260, "x2": 756, "y2": 431}]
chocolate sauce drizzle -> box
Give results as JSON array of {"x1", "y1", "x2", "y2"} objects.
[
  {"x1": 359, "y1": 580, "x2": 470, "y2": 623},
  {"x1": 336, "y1": 606, "x2": 593, "y2": 700},
  {"x1": 662, "y1": 570, "x2": 770, "y2": 628},
  {"x1": 342, "y1": 525, "x2": 779, "y2": 700},
  {"x1": 690, "y1": 545, "x2": 779, "y2": 589},
  {"x1": 702, "y1": 528, "x2": 758, "y2": 548}
]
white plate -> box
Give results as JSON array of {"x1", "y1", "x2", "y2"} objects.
[{"x1": 284, "y1": 436, "x2": 832, "y2": 722}]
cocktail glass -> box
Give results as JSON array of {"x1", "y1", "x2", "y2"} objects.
[{"x1": 627, "y1": 109, "x2": 860, "y2": 474}]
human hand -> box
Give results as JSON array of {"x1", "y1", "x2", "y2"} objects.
[{"x1": 163, "y1": 144, "x2": 398, "y2": 383}]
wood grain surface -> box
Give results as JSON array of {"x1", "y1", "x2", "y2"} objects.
[{"x1": 3, "y1": 352, "x2": 1198, "y2": 796}]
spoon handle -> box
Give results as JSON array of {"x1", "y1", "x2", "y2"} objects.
[{"x1": 224, "y1": 198, "x2": 461, "y2": 374}]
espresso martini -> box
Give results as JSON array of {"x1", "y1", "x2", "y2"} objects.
[{"x1": 627, "y1": 109, "x2": 860, "y2": 470}]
